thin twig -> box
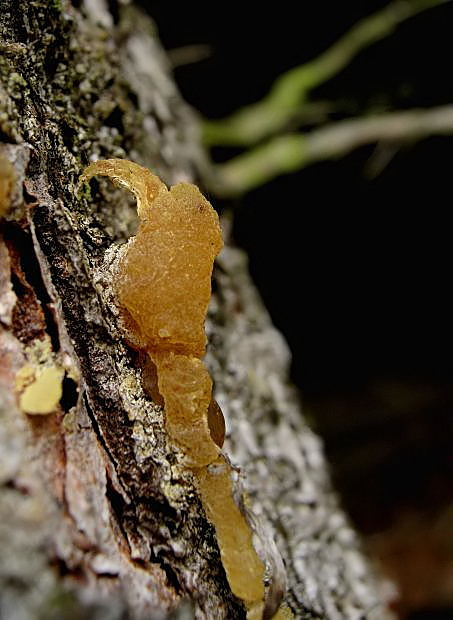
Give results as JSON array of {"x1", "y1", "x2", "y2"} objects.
[
  {"x1": 202, "y1": 0, "x2": 451, "y2": 147},
  {"x1": 209, "y1": 104, "x2": 453, "y2": 195}
]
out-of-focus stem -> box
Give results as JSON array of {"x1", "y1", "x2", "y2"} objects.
[
  {"x1": 209, "y1": 105, "x2": 453, "y2": 196},
  {"x1": 202, "y1": 0, "x2": 451, "y2": 147}
]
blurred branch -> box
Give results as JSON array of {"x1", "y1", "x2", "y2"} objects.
[
  {"x1": 202, "y1": 0, "x2": 451, "y2": 147},
  {"x1": 209, "y1": 104, "x2": 453, "y2": 195},
  {"x1": 167, "y1": 44, "x2": 211, "y2": 68}
]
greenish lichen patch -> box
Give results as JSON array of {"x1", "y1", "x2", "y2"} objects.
[{"x1": 0, "y1": 0, "x2": 153, "y2": 248}]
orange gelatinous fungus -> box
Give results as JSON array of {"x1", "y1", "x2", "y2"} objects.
[
  {"x1": 81, "y1": 159, "x2": 223, "y2": 358},
  {"x1": 150, "y1": 350, "x2": 219, "y2": 468},
  {"x1": 80, "y1": 159, "x2": 166, "y2": 218},
  {"x1": 195, "y1": 459, "x2": 265, "y2": 604},
  {"x1": 117, "y1": 182, "x2": 223, "y2": 357},
  {"x1": 80, "y1": 159, "x2": 271, "y2": 617}
]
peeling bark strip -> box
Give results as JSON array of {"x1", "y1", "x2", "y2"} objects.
[{"x1": 0, "y1": 1, "x2": 392, "y2": 619}]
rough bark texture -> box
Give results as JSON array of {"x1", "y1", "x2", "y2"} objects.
[{"x1": 0, "y1": 2, "x2": 392, "y2": 619}]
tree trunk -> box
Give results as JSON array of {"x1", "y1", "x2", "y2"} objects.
[{"x1": 0, "y1": 2, "x2": 392, "y2": 618}]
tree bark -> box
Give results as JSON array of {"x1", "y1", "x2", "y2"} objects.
[{"x1": 0, "y1": 2, "x2": 392, "y2": 618}]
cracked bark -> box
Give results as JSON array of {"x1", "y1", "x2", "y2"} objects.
[{"x1": 0, "y1": 1, "x2": 392, "y2": 619}]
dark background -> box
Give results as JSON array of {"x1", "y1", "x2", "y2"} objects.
[{"x1": 141, "y1": 2, "x2": 452, "y2": 617}]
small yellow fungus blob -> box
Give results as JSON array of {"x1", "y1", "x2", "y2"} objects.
[
  {"x1": 19, "y1": 365, "x2": 64, "y2": 415},
  {"x1": 80, "y1": 159, "x2": 269, "y2": 616}
]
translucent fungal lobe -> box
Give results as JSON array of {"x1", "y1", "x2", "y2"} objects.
[{"x1": 80, "y1": 159, "x2": 282, "y2": 618}]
